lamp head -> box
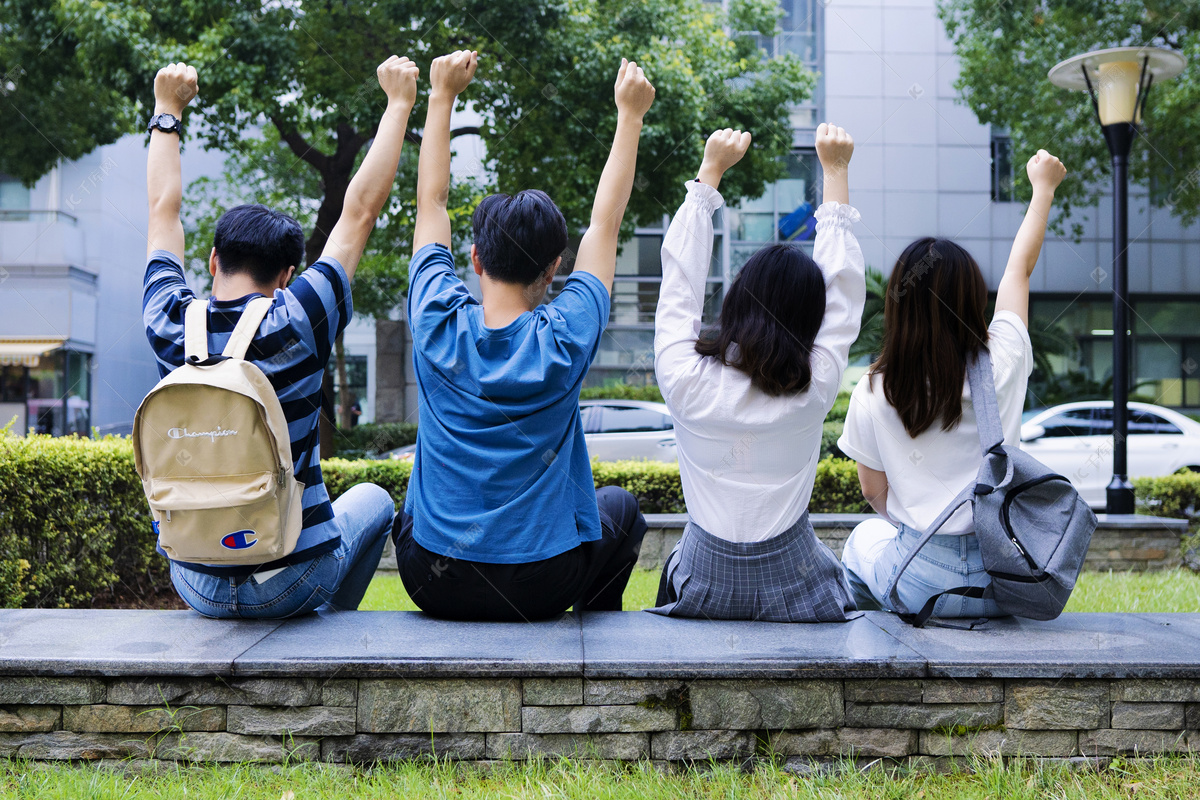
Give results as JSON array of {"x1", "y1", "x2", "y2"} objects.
[{"x1": 1048, "y1": 46, "x2": 1186, "y2": 126}]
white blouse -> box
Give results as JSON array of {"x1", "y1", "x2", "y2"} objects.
[{"x1": 654, "y1": 181, "x2": 866, "y2": 542}]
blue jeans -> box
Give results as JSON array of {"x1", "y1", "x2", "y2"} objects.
[
  {"x1": 171, "y1": 483, "x2": 394, "y2": 619},
  {"x1": 841, "y1": 517, "x2": 1002, "y2": 619}
]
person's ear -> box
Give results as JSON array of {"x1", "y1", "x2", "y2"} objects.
[
  {"x1": 545, "y1": 256, "x2": 562, "y2": 285},
  {"x1": 471, "y1": 244, "x2": 484, "y2": 277},
  {"x1": 280, "y1": 265, "x2": 296, "y2": 290},
  {"x1": 209, "y1": 248, "x2": 219, "y2": 278}
]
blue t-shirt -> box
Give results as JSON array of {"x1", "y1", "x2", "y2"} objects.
[
  {"x1": 142, "y1": 249, "x2": 351, "y2": 555},
  {"x1": 404, "y1": 243, "x2": 610, "y2": 563}
]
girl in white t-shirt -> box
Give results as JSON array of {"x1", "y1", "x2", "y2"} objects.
[{"x1": 838, "y1": 149, "x2": 1067, "y2": 620}]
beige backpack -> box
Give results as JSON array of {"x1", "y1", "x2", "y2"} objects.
[{"x1": 133, "y1": 297, "x2": 304, "y2": 565}]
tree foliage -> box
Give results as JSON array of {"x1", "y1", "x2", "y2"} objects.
[{"x1": 938, "y1": 0, "x2": 1200, "y2": 227}]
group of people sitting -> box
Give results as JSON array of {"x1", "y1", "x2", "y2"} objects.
[{"x1": 141, "y1": 50, "x2": 1066, "y2": 624}]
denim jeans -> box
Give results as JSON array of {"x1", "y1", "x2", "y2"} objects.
[
  {"x1": 171, "y1": 483, "x2": 395, "y2": 619},
  {"x1": 841, "y1": 517, "x2": 1002, "y2": 619}
]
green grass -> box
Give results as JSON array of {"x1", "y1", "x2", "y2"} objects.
[
  {"x1": 4, "y1": 755, "x2": 1200, "y2": 798},
  {"x1": 362, "y1": 567, "x2": 1200, "y2": 614}
]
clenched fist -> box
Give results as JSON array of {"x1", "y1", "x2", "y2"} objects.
[
  {"x1": 614, "y1": 58, "x2": 655, "y2": 120},
  {"x1": 697, "y1": 129, "x2": 751, "y2": 190},
  {"x1": 815, "y1": 123, "x2": 853, "y2": 172},
  {"x1": 154, "y1": 63, "x2": 198, "y2": 117},
  {"x1": 1026, "y1": 149, "x2": 1066, "y2": 195},
  {"x1": 430, "y1": 50, "x2": 477, "y2": 98},
  {"x1": 378, "y1": 55, "x2": 419, "y2": 109}
]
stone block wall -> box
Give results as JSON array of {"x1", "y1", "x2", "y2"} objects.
[{"x1": 2, "y1": 675, "x2": 1196, "y2": 765}]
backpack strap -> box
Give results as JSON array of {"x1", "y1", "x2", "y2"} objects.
[
  {"x1": 882, "y1": 483, "x2": 975, "y2": 614},
  {"x1": 221, "y1": 297, "x2": 274, "y2": 360},
  {"x1": 899, "y1": 585, "x2": 990, "y2": 628},
  {"x1": 966, "y1": 348, "x2": 1005, "y2": 454},
  {"x1": 184, "y1": 299, "x2": 210, "y2": 363}
]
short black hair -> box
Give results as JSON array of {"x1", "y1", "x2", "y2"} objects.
[
  {"x1": 471, "y1": 190, "x2": 568, "y2": 285},
  {"x1": 213, "y1": 204, "x2": 305, "y2": 286},
  {"x1": 695, "y1": 243, "x2": 826, "y2": 396}
]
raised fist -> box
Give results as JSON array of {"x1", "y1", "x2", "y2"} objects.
[
  {"x1": 154, "y1": 63, "x2": 198, "y2": 115},
  {"x1": 1026, "y1": 149, "x2": 1067, "y2": 194},
  {"x1": 377, "y1": 55, "x2": 420, "y2": 108},
  {"x1": 430, "y1": 50, "x2": 477, "y2": 97},
  {"x1": 815, "y1": 123, "x2": 854, "y2": 172},
  {"x1": 614, "y1": 58, "x2": 655, "y2": 120},
  {"x1": 702, "y1": 128, "x2": 752, "y2": 174}
]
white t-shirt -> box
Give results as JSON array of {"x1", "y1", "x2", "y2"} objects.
[{"x1": 837, "y1": 311, "x2": 1033, "y2": 535}]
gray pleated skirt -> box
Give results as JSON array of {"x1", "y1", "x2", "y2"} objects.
[{"x1": 648, "y1": 511, "x2": 860, "y2": 622}]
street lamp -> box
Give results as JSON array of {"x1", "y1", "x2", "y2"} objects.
[{"x1": 1049, "y1": 47, "x2": 1187, "y2": 515}]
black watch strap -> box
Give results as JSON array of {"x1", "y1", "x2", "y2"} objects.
[{"x1": 148, "y1": 113, "x2": 182, "y2": 135}]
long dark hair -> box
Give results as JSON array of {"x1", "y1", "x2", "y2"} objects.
[
  {"x1": 870, "y1": 237, "x2": 989, "y2": 438},
  {"x1": 695, "y1": 243, "x2": 826, "y2": 396}
]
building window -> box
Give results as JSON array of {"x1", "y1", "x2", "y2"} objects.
[
  {"x1": 730, "y1": 150, "x2": 820, "y2": 272},
  {"x1": 991, "y1": 129, "x2": 1014, "y2": 203},
  {"x1": 0, "y1": 347, "x2": 90, "y2": 436},
  {"x1": 0, "y1": 173, "x2": 31, "y2": 221},
  {"x1": 746, "y1": 0, "x2": 823, "y2": 130}
]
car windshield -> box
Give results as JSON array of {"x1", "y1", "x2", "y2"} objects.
[{"x1": 1021, "y1": 409, "x2": 1045, "y2": 424}]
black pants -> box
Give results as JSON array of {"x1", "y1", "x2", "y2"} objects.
[{"x1": 393, "y1": 486, "x2": 648, "y2": 621}]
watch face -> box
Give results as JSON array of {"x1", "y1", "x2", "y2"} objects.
[{"x1": 161, "y1": 114, "x2": 177, "y2": 128}]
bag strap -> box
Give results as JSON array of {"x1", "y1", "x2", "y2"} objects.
[
  {"x1": 184, "y1": 299, "x2": 210, "y2": 363},
  {"x1": 221, "y1": 296, "x2": 274, "y2": 360},
  {"x1": 899, "y1": 585, "x2": 990, "y2": 628},
  {"x1": 966, "y1": 348, "x2": 1005, "y2": 455},
  {"x1": 882, "y1": 483, "x2": 975, "y2": 614}
]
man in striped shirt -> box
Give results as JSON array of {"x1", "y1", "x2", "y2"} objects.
[{"x1": 141, "y1": 57, "x2": 417, "y2": 618}]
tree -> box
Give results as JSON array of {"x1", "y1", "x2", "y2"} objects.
[
  {"x1": 937, "y1": 1, "x2": 1200, "y2": 228},
  {"x1": 5, "y1": 0, "x2": 814, "y2": 426}
]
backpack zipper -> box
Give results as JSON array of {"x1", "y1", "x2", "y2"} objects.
[{"x1": 999, "y1": 474, "x2": 1072, "y2": 573}]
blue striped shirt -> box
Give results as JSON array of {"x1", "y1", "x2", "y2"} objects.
[{"x1": 142, "y1": 249, "x2": 351, "y2": 554}]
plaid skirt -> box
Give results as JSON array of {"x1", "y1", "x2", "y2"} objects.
[{"x1": 648, "y1": 511, "x2": 860, "y2": 622}]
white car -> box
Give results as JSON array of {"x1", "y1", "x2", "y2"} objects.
[
  {"x1": 1020, "y1": 401, "x2": 1200, "y2": 508},
  {"x1": 580, "y1": 399, "x2": 677, "y2": 462},
  {"x1": 379, "y1": 399, "x2": 678, "y2": 463}
]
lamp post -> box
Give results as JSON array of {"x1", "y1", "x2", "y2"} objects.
[{"x1": 1049, "y1": 47, "x2": 1187, "y2": 515}]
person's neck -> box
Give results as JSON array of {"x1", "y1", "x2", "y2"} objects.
[
  {"x1": 212, "y1": 273, "x2": 277, "y2": 302},
  {"x1": 479, "y1": 274, "x2": 542, "y2": 329}
]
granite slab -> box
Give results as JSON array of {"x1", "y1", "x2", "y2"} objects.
[
  {"x1": 0, "y1": 610, "x2": 280, "y2": 677},
  {"x1": 580, "y1": 610, "x2": 926, "y2": 679},
  {"x1": 233, "y1": 610, "x2": 583, "y2": 678},
  {"x1": 871, "y1": 612, "x2": 1200, "y2": 679}
]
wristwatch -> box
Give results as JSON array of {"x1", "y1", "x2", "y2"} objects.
[{"x1": 147, "y1": 113, "x2": 182, "y2": 136}]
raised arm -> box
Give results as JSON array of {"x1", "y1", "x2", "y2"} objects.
[
  {"x1": 145, "y1": 63, "x2": 198, "y2": 260},
  {"x1": 412, "y1": 50, "x2": 476, "y2": 255},
  {"x1": 573, "y1": 60, "x2": 656, "y2": 293},
  {"x1": 994, "y1": 149, "x2": 1066, "y2": 327},
  {"x1": 654, "y1": 130, "x2": 750, "y2": 395},
  {"x1": 809, "y1": 123, "x2": 865, "y2": 404},
  {"x1": 321, "y1": 56, "x2": 419, "y2": 280}
]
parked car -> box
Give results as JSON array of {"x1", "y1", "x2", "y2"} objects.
[
  {"x1": 378, "y1": 400, "x2": 678, "y2": 463},
  {"x1": 1020, "y1": 401, "x2": 1200, "y2": 508}
]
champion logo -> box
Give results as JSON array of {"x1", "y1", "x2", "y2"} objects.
[
  {"x1": 168, "y1": 425, "x2": 238, "y2": 442},
  {"x1": 221, "y1": 530, "x2": 258, "y2": 550}
]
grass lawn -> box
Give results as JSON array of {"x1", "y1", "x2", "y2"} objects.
[
  {"x1": 361, "y1": 567, "x2": 1200, "y2": 613},
  {"x1": 5, "y1": 755, "x2": 1200, "y2": 799}
]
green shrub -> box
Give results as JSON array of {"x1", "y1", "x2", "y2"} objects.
[
  {"x1": 0, "y1": 434, "x2": 164, "y2": 609},
  {"x1": 579, "y1": 383, "x2": 665, "y2": 403},
  {"x1": 1135, "y1": 472, "x2": 1200, "y2": 531},
  {"x1": 323, "y1": 458, "x2": 411, "y2": 508},
  {"x1": 332, "y1": 423, "x2": 418, "y2": 457},
  {"x1": 591, "y1": 460, "x2": 687, "y2": 513},
  {"x1": 810, "y1": 456, "x2": 870, "y2": 514}
]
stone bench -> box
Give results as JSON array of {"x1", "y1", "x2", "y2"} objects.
[
  {"x1": 1, "y1": 608, "x2": 1199, "y2": 767},
  {"x1": 373, "y1": 513, "x2": 1187, "y2": 580}
]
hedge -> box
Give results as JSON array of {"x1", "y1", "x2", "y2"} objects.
[
  {"x1": 4, "y1": 433, "x2": 1195, "y2": 609},
  {"x1": 332, "y1": 422, "x2": 418, "y2": 458}
]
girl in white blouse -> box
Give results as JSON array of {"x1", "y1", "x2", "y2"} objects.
[
  {"x1": 649, "y1": 125, "x2": 866, "y2": 621},
  {"x1": 838, "y1": 149, "x2": 1067, "y2": 620}
]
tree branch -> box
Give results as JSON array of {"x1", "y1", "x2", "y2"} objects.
[{"x1": 270, "y1": 116, "x2": 331, "y2": 174}]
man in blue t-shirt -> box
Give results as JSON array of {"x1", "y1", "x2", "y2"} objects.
[
  {"x1": 393, "y1": 51, "x2": 655, "y2": 620},
  {"x1": 141, "y1": 57, "x2": 419, "y2": 618}
]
